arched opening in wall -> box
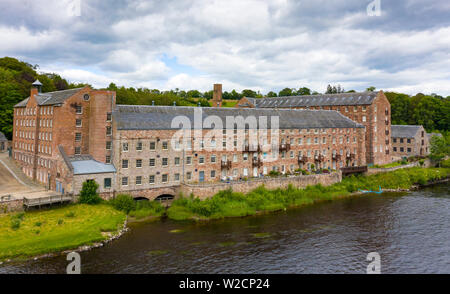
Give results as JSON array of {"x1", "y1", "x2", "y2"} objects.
[
  {"x1": 134, "y1": 197, "x2": 149, "y2": 202},
  {"x1": 154, "y1": 194, "x2": 174, "y2": 202}
]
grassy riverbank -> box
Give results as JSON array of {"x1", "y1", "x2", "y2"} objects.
[
  {"x1": 0, "y1": 204, "x2": 126, "y2": 261},
  {"x1": 167, "y1": 167, "x2": 450, "y2": 221}
]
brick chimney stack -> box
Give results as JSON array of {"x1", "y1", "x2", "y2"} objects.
[
  {"x1": 30, "y1": 87, "x2": 38, "y2": 99},
  {"x1": 212, "y1": 84, "x2": 222, "y2": 107}
]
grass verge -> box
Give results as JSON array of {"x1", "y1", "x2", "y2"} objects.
[{"x1": 0, "y1": 204, "x2": 126, "y2": 261}]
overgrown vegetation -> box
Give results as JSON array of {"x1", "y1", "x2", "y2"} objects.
[
  {"x1": 166, "y1": 167, "x2": 450, "y2": 221},
  {"x1": 107, "y1": 194, "x2": 165, "y2": 220},
  {"x1": 371, "y1": 159, "x2": 408, "y2": 168},
  {"x1": 128, "y1": 201, "x2": 165, "y2": 220},
  {"x1": 0, "y1": 204, "x2": 125, "y2": 261},
  {"x1": 429, "y1": 135, "x2": 450, "y2": 166}
]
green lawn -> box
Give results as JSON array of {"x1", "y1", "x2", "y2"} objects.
[
  {"x1": 370, "y1": 161, "x2": 407, "y2": 168},
  {"x1": 0, "y1": 204, "x2": 125, "y2": 261},
  {"x1": 207, "y1": 100, "x2": 238, "y2": 107}
]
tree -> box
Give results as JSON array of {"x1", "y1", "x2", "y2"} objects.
[
  {"x1": 203, "y1": 90, "x2": 213, "y2": 100},
  {"x1": 266, "y1": 91, "x2": 277, "y2": 97},
  {"x1": 110, "y1": 194, "x2": 136, "y2": 214},
  {"x1": 241, "y1": 89, "x2": 257, "y2": 98},
  {"x1": 278, "y1": 88, "x2": 293, "y2": 97},
  {"x1": 296, "y1": 87, "x2": 311, "y2": 96},
  {"x1": 78, "y1": 180, "x2": 102, "y2": 204},
  {"x1": 325, "y1": 84, "x2": 344, "y2": 94},
  {"x1": 412, "y1": 95, "x2": 441, "y2": 131},
  {"x1": 429, "y1": 135, "x2": 449, "y2": 166},
  {"x1": 197, "y1": 98, "x2": 210, "y2": 107},
  {"x1": 386, "y1": 92, "x2": 411, "y2": 125},
  {"x1": 366, "y1": 86, "x2": 376, "y2": 92},
  {"x1": 230, "y1": 89, "x2": 242, "y2": 100},
  {"x1": 186, "y1": 90, "x2": 201, "y2": 98}
]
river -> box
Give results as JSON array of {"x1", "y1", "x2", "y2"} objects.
[{"x1": 1, "y1": 183, "x2": 449, "y2": 274}]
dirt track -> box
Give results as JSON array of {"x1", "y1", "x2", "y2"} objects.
[
  {"x1": 0, "y1": 154, "x2": 45, "y2": 198},
  {"x1": 0, "y1": 162, "x2": 32, "y2": 195}
]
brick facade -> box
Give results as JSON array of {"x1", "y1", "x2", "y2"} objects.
[
  {"x1": 12, "y1": 85, "x2": 115, "y2": 192},
  {"x1": 111, "y1": 125, "x2": 365, "y2": 194},
  {"x1": 236, "y1": 91, "x2": 392, "y2": 165},
  {"x1": 11, "y1": 84, "x2": 370, "y2": 200}
]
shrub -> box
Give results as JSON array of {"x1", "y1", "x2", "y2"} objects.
[
  {"x1": 10, "y1": 218, "x2": 21, "y2": 230},
  {"x1": 419, "y1": 159, "x2": 425, "y2": 167},
  {"x1": 57, "y1": 219, "x2": 64, "y2": 225},
  {"x1": 65, "y1": 211, "x2": 76, "y2": 218},
  {"x1": 110, "y1": 194, "x2": 136, "y2": 214},
  {"x1": 268, "y1": 170, "x2": 280, "y2": 177},
  {"x1": 442, "y1": 158, "x2": 450, "y2": 168},
  {"x1": 78, "y1": 180, "x2": 102, "y2": 204},
  {"x1": 34, "y1": 222, "x2": 42, "y2": 227},
  {"x1": 13, "y1": 212, "x2": 25, "y2": 220}
]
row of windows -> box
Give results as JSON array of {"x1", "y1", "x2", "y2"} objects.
[
  {"x1": 120, "y1": 148, "x2": 359, "y2": 169},
  {"x1": 121, "y1": 134, "x2": 358, "y2": 153},
  {"x1": 15, "y1": 118, "x2": 53, "y2": 128},
  {"x1": 37, "y1": 157, "x2": 52, "y2": 168},
  {"x1": 393, "y1": 138, "x2": 412, "y2": 144},
  {"x1": 15, "y1": 131, "x2": 52, "y2": 144},
  {"x1": 39, "y1": 132, "x2": 52, "y2": 141},
  {"x1": 16, "y1": 130, "x2": 34, "y2": 140},
  {"x1": 38, "y1": 144, "x2": 52, "y2": 154},
  {"x1": 120, "y1": 158, "x2": 359, "y2": 186},
  {"x1": 75, "y1": 113, "x2": 112, "y2": 128},
  {"x1": 121, "y1": 173, "x2": 179, "y2": 186},
  {"x1": 15, "y1": 142, "x2": 52, "y2": 155},
  {"x1": 16, "y1": 106, "x2": 54, "y2": 116},
  {"x1": 393, "y1": 147, "x2": 412, "y2": 153}
]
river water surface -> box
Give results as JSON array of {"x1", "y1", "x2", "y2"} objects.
[{"x1": 1, "y1": 184, "x2": 449, "y2": 274}]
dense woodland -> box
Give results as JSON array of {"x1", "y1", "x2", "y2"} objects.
[{"x1": 0, "y1": 57, "x2": 448, "y2": 140}]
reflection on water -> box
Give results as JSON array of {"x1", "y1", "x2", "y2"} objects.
[{"x1": 1, "y1": 184, "x2": 449, "y2": 274}]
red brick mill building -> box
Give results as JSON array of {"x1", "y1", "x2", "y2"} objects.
[
  {"x1": 12, "y1": 82, "x2": 381, "y2": 199},
  {"x1": 236, "y1": 91, "x2": 392, "y2": 165}
]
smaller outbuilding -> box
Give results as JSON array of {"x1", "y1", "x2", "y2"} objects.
[{"x1": 391, "y1": 125, "x2": 429, "y2": 159}]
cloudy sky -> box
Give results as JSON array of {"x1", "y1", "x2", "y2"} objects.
[{"x1": 1, "y1": 0, "x2": 450, "y2": 95}]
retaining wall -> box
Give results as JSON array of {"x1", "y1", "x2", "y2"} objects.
[{"x1": 179, "y1": 172, "x2": 342, "y2": 200}]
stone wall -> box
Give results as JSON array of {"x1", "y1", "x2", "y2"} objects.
[
  {"x1": 179, "y1": 172, "x2": 342, "y2": 200},
  {"x1": 72, "y1": 173, "x2": 116, "y2": 196},
  {"x1": 365, "y1": 159, "x2": 431, "y2": 175},
  {"x1": 0, "y1": 199, "x2": 24, "y2": 213}
]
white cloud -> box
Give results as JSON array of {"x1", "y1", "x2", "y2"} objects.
[{"x1": 1, "y1": 0, "x2": 450, "y2": 95}]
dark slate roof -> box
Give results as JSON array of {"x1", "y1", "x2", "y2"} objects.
[
  {"x1": 240, "y1": 92, "x2": 378, "y2": 108},
  {"x1": 14, "y1": 87, "x2": 85, "y2": 107},
  {"x1": 0, "y1": 131, "x2": 7, "y2": 141},
  {"x1": 114, "y1": 105, "x2": 364, "y2": 130},
  {"x1": 391, "y1": 125, "x2": 422, "y2": 138}
]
